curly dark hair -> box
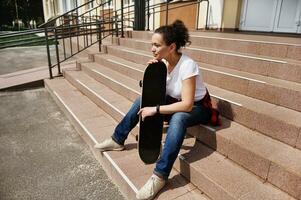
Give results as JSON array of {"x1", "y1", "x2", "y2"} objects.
[{"x1": 154, "y1": 20, "x2": 191, "y2": 51}]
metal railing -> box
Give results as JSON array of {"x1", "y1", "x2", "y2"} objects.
[
  {"x1": 145, "y1": 0, "x2": 209, "y2": 31},
  {"x1": 41, "y1": 0, "x2": 209, "y2": 79},
  {"x1": 41, "y1": 0, "x2": 136, "y2": 79}
]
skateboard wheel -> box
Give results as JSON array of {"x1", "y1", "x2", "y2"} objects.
[
  {"x1": 136, "y1": 135, "x2": 139, "y2": 141},
  {"x1": 139, "y1": 80, "x2": 143, "y2": 88}
]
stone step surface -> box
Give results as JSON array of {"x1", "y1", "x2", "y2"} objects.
[
  {"x1": 88, "y1": 54, "x2": 301, "y2": 150},
  {"x1": 44, "y1": 77, "x2": 209, "y2": 200},
  {"x1": 64, "y1": 64, "x2": 301, "y2": 199},
  {"x1": 130, "y1": 31, "x2": 301, "y2": 61},
  {"x1": 48, "y1": 30, "x2": 301, "y2": 200},
  {"x1": 49, "y1": 71, "x2": 297, "y2": 200},
  {"x1": 93, "y1": 52, "x2": 301, "y2": 112},
  {"x1": 118, "y1": 37, "x2": 301, "y2": 84}
]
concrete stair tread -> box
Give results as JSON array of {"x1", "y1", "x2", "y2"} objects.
[
  {"x1": 64, "y1": 69, "x2": 133, "y2": 115},
  {"x1": 195, "y1": 115, "x2": 301, "y2": 181},
  {"x1": 206, "y1": 84, "x2": 301, "y2": 126},
  {"x1": 178, "y1": 138, "x2": 296, "y2": 200},
  {"x1": 65, "y1": 63, "x2": 301, "y2": 198},
  {"x1": 108, "y1": 44, "x2": 152, "y2": 59},
  {"x1": 44, "y1": 77, "x2": 209, "y2": 200},
  {"x1": 94, "y1": 53, "x2": 146, "y2": 72},
  {"x1": 131, "y1": 31, "x2": 301, "y2": 62},
  {"x1": 81, "y1": 61, "x2": 141, "y2": 94},
  {"x1": 189, "y1": 31, "x2": 301, "y2": 46},
  {"x1": 187, "y1": 45, "x2": 301, "y2": 65},
  {"x1": 200, "y1": 62, "x2": 301, "y2": 92},
  {"x1": 132, "y1": 30, "x2": 301, "y2": 46},
  {"x1": 119, "y1": 37, "x2": 300, "y2": 65}
]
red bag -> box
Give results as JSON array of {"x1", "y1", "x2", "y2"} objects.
[{"x1": 199, "y1": 90, "x2": 221, "y2": 126}]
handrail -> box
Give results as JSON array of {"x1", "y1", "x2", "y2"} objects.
[
  {"x1": 42, "y1": 0, "x2": 209, "y2": 79},
  {"x1": 43, "y1": 0, "x2": 131, "y2": 79},
  {"x1": 44, "y1": 0, "x2": 102, "y2": 78}
]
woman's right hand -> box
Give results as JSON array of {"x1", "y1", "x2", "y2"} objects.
[{"x1": 147, "y1": 59, "x2": 159, "y2": 65}]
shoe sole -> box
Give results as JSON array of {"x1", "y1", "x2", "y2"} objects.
[{"x1": 95, "y1": 146, "x2": 125, "y2": 152}]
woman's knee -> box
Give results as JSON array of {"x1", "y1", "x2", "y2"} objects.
[
  {"x1": 169, "y1": 112, "x2": 189, "y2": 126},
  {"x1": 132, "y1": 96, "x2": 141, "y2": 109}
]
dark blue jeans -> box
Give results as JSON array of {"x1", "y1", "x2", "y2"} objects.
[{"x1": 112, "y1": 97, "x2": 211, "y2": 180}]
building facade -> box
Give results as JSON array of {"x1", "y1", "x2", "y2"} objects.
[{"x1": 42, "y1": 0, "x2": 301, "y2": 34}]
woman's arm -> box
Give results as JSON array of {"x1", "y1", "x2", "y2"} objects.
[{"x1": 138, "y1": 76, "x2": 196, "y2": 121}]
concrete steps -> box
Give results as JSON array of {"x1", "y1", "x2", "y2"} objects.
[
  {"x1": 131, "y1": 31, "x2": 301, "y2": 61},
  {"x1": 119, "y1": 36, "x2": 301, "y2": 84},
  {"x1": 45, "y1": 30, "x2": 301, "y2": 200},
  {"x1": 48, "y1": 70, "x2": 296, "y2": 200},
  {"x1": 91, "y1": 51, "x2": 301, "y2": 150},
  {"x1": 45, "y1": 77, "x2": 209, "y2": 200},
  {"x1": 74, "y1": 60, "x2": 301, "y2": 198},
  {"x1": 99, "y1": 47, "x2": 301, "y2": 112}
]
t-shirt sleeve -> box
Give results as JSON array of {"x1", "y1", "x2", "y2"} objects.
[{"x1": 181, "y1": 60, "x2": 199, "y2": 80}]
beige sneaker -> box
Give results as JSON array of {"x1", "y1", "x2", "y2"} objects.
[
  {"x1": 94, "y1": 138, "x2": 125, "y2": 151},
  {"x1": 136, "y1": 174, "x2": 166, "y2": 200}
]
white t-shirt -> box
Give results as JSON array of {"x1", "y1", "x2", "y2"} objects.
[{"x1": 164, "y1": 54, "x2": 207, "y2": 101}]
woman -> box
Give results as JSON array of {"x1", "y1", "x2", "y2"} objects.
[{"x1": 95, "y1": 20, "x2": 212, "y2": 200}]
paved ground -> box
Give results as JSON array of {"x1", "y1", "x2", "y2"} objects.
[
  {"x1": 0, "y1": 88, "x2": 124, "y2": 200},
  {"x1": 0, "y1": 46, "x2": 73, "y2": 75}
]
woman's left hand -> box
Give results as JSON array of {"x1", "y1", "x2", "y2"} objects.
[{"x1": 137, "y1": 107, "x2": 156, "y2": 121}]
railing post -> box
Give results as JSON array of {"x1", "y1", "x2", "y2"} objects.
[
  {"x1": 98, "y1": 19, "x2": 102, "y2": 52},
  {"x1": 121, "y1": 0, "x2": 124, "y2": 38},
  {"x1": 54, "y1": 28, "x2": 61, "y2": 75},
  {"x1": 196, "y1": 0, "x2": 200, "y2": 30},
  {"x1": 115, "y1": 13, "x2": 119, "y2": 37},
  {"x1": 206, "y1": 0, "x2": 209, "y2": 30},
  {"x1": 102, "y1": 1, "x2": 105, "y2": 35},
  {"x1": 153, "y1": 7, "x2": 155, "y2": 30},
  {"x1": 109, "y1": 0, "x2": 112, "y2": 34},
  {"x1": 165, "y1": 0, "x2": 169, "y2": 25},
  {"x1": 134, "y1": 0, "x2": 145, "y2": 30},
  {"x1": 44, "y1": 26, "x2": 53, "y2": 79},
  {"x1": 114, "y1": 0, "x2": 117, "y2": 37},
  {"x1": 147, "y1": 0, "x2": 150, "y2": 31}
]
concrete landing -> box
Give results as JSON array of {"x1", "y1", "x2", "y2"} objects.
[{"x1": 0, "y1": 88, "x2": 125, "y2": 200}]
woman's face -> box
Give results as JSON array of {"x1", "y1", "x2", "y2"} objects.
[{"x1": 151, "y1": 33, "x2": 170, "y2": 60}]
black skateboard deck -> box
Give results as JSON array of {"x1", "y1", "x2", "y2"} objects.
[{"x1": 138, "y1": 61, "x2": 167, "y2": 164}]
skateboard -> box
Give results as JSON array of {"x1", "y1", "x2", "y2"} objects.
[{"x1": 138, "y1": 61, "x2": 167, "y2": 164}]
